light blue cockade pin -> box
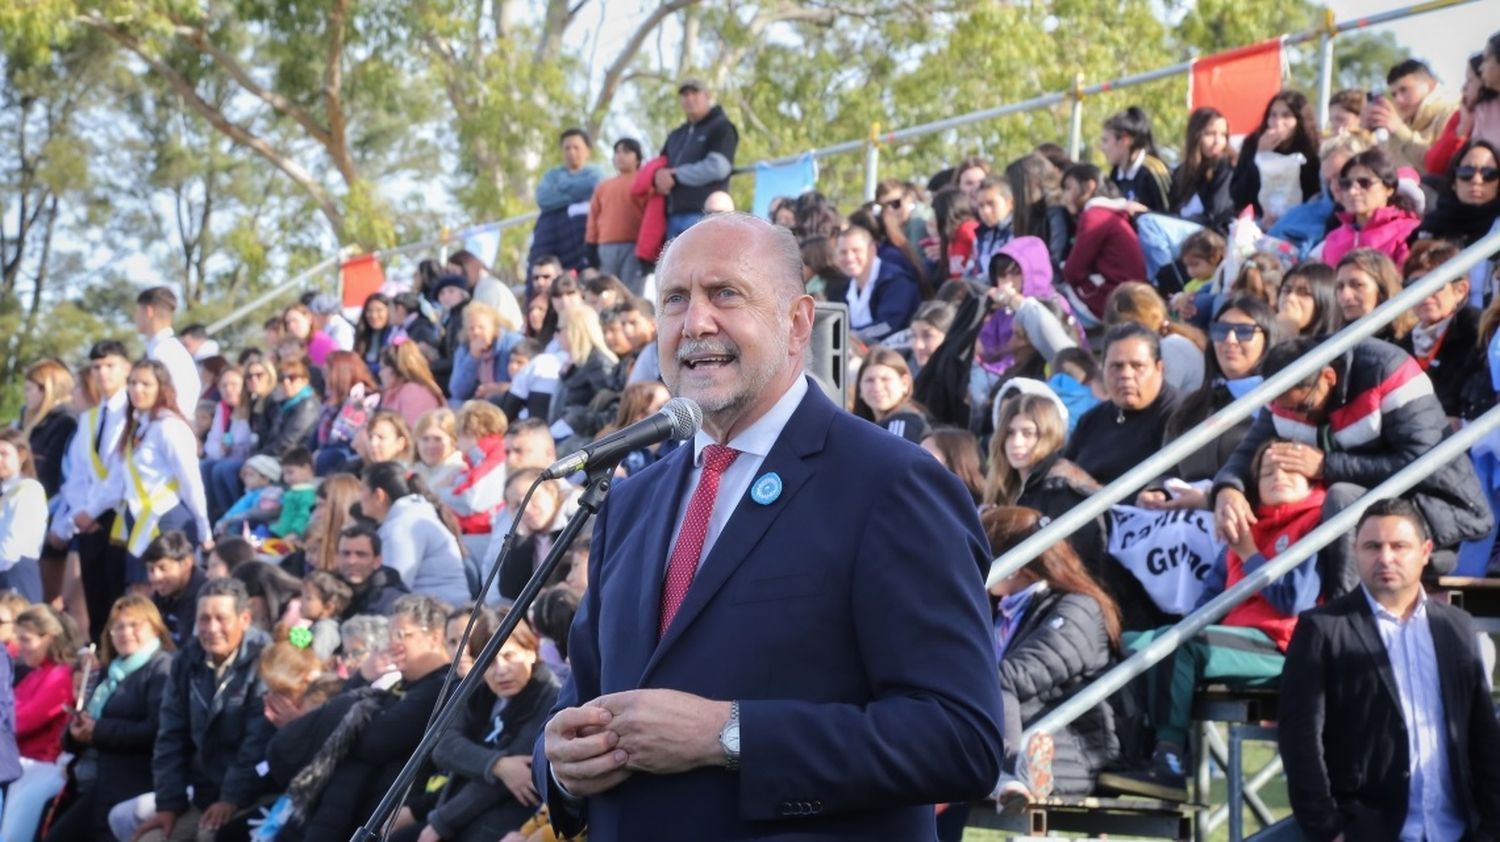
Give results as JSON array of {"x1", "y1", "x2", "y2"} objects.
[{"x1": 751, "y1": 472, "x2": 783, "y2": 505}]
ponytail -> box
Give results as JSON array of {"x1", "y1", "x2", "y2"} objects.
[{"x1": 362, "y1": 461, "x2": 466, "y2": 548}]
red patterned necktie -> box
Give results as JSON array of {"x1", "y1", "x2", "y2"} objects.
[{"x1": 659, "y1": 444, "x2": 740, "y2": 639}]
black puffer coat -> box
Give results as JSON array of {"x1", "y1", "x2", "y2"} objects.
[
  {"x1": 1000, "y1": 589, "x2": 1119, "y2": 794},
  {"x1": 1214, "y1": 338, "x2": 1493, "y2": 578}
]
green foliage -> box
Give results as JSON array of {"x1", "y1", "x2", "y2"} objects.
[{"x1": 0, "y1": 0, "x2": 1455, "y2": 384}]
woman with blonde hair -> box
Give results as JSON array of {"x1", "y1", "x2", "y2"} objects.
[
  {"x1": 412, "y1": 408, "x2": 466, "y2": 491},
  {"x1": 0, "y1": 430, "x2": 49, "y2": 601},
  {"x1": 1104, "y1": 282, "x2": 1208, "y2": 392},
  {"x1": 258, "y1": 638, "x2": 326, "y2": 728},
  {"x1": 442, "y1": 401, "x2": 511, "y2": 562},
  {"x1": 19, "y1": 359, "x2": 77, "y2": 498},
  {"x1": 45, "y1": 595, "x2": 174, "y2": 841},
  {"x1": 378, "y1": 339, "x2": 446, "y2": 429},
  {"x1": 549, "y1": 303, "x2": 618, "y2": 439},
  {"x1": 449, "y1": 301, "x2": 525, "y2": 404}
]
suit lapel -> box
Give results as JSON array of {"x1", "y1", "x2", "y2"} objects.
[
  {"x1": 1350, "y1": 595, "x2": 1404, "y2": 712},
  {"x1": 1424, "y1": 606, "x2": 1465, "y2": 755},
  {"x1": 640, "y1": 386, "x2": 833, "y2": 683},
  {"x1": 622, "y1": 445, "x2": 696, "y2": 686}
]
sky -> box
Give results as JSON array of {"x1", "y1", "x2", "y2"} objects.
[{"x1": 1324, "y1": 0, "x2": 1500, "y2": 88}]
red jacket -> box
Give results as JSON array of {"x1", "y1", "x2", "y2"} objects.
[
  {"x1": 1062, "y1": 200, "x2": 1147, "y2": 318},
  {"x1": 1223, "y1": 488, "x2": 1327, "y2": 652},
  {"x1": 450, "y1": 434, "x2": 508, "y2": 534},
  {"x1": 15, "y1": 660, "x2": 73, "y2": 762},
  {"x1": 632, "y1": 157, "x2": 670, "y2": 262}
]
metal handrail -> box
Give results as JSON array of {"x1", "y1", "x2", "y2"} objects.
[
  {"x1": 205, "y1": 254, "x2": 341, "y2": 335},
  {"x1": 985, "y1": 226, "x2": 1500, "y2": 589},
  {"x1": 204, "y1": 212, "x2": 541, "y2": 336},
  {"x1": 1021, "y1": 399, "x2": 1500, "y2": 743}
]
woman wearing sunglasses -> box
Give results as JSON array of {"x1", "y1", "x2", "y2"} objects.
[
  {"x1": 1138, "y1": 295, "x2": 1279, "y2": 512},
  {"x1": 1418, "y1": 141, "x2": 1500, "y2": 307},
  {"x1": 1320, "y1": 148, "x2": 1422, "y2": 268},
  {"x1": 1420, "y1": 140, "x2": 1500, "y2": 244}
]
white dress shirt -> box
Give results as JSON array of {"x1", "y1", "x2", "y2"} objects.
[
  {"x1": 1362, "y1": 586, "x2": 1465, "y2": 842},
  {"x1": 53, "y1": 389, "x2": 129, "y2": 540},
  {"x1": 146, "y1": 328, "x2": 202, "y2": 419},
  {"x1": 85, "y1": 411, "x2": 211, "y2": 545},
  {"x1": 667, "y1": 375, "x2": 808, "y2": 572},
  {"x1": 845, "y1": 256, "x2": 881, "y2": 330},
  {"x1": 0, "y1": 477, "x2": 48, "y2": 566}
]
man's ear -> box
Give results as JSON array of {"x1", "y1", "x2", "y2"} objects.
[{"x1": 787, "y1": 296, "x2": 816, "y2": 355}]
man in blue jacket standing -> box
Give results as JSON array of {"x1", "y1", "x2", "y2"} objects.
[
  {"x1": 654, "y1": 79, "x2": 739, "y2": 240},
  {"x1": 530, "y1": 127, "x2": 603, "y2": 273},
  {"x1": 536, "y1": 213, "x2": 1003, "y2": 841}
]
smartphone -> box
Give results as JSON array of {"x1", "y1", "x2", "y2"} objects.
[{"x1": 1367, "y1": 90, "x2": 1381, "y2": 103}]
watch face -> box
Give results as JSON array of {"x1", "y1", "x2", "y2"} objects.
[{"x1": 723, "y1": 722, "x2": 740, "y2": 754}]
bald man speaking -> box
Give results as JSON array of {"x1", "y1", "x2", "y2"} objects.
[{"x1": 535, "y1": 214, "x2": 1003, "y2": 841}]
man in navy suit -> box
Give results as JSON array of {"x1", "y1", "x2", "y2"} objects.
[{"x1": 536, "y1": 213, "x2": 1004, "y2": 840}]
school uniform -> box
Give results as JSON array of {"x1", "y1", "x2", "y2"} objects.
[
  {"x1": 54, "y1": 390, "x2": 130, "y2": 639},
  {"x1": 0, "y1": 476, "x2": 48, "y2": 601},
  {"x1": 83, "y1": 411, "x2": 209, "y2": 582}
]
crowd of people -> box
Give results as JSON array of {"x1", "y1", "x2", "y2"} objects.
[{"x1": 0, "y1": 35, "x2": 1498, "y2": 842}]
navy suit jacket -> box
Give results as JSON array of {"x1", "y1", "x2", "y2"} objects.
[
  {"x1": 535, "y1": 380, "x2": 1004, "y2": 841},
  {"x1": 853, "y1": 257, "x2": 922, "y2": 343}
]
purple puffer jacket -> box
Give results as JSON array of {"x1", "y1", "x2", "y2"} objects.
[{"x1": 976, "y1": 236, "x2": 1088, "y2": 375}]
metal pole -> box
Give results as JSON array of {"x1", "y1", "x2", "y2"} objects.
[
  {"x1": 986, "y1": 226, "x2": 1500, "y2": 589},
  {"x1": 1068, "y1": 74, "x2": 1084, "y2": 161},
  {"x1": 1020, "y1": 400, "x2": 1500, "y2": 744},
  {"x1": 1316, "y1": 11, "x2": 1336, "y2": 129},
  {"x1": 205, "y1": 254, "x2": 340, "y2": 335},
  {"x1": 864, "y1": 123, "x2": 880, "y2": 202}
]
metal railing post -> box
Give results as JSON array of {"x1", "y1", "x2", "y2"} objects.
[
  {"x1": 1068, "y1": 74, "x2": 1084, "y2": 161},
  {"x1": 986, "y1": 227, "x2": 1500, "y2": 589},
  {"x1": 1316, "y1": 10, "x2": 1336, "y2": 129},
  {"x1": 864, "y1": 123, "x2": 881, "y2": 202},
  {"x1": 1019, "y1": 400, "x2": 1500, "y2": 746}
]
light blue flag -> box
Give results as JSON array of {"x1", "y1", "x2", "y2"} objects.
[
  {"x1": 752, "y1": 154, "x2": 817, "y2": 219},
  {"x1": 463, "y1": 227, "x2": 502, "y2": 266}
]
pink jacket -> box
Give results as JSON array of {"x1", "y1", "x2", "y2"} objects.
[
  {"x1": 1320, "y1": 205, "x2": 1421, "y2": 269},
  {"x1": 632, "y1": 157, "x2": 670, "y2": 262}
]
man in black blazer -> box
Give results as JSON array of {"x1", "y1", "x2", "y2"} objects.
[{"x1": 1279, "y1": 498, "x2": 1500, "y2": 842}]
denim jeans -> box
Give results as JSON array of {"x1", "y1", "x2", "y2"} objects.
[
  {"x1": 0, "y1": 757, "x2": 65, "y2": 842},
  {"x1": 666, "y1": 212, "x2": 704, "y2": 241},
  {"x1": 1135, "y1": 213, "x2": 1205, "y2": 280}
]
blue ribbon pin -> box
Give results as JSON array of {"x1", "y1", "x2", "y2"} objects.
[{"x1": 751, "y1": 472, "x2": 783, "y2": 505}]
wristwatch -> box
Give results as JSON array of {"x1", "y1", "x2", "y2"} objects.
[{"x1": 719, "y1": 700, "x2": 741, "y2": 771}]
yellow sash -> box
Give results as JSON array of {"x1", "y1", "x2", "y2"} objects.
[
  {"x1": 87, "y1": 406, "x2": 108, "y2": 479},
  {"x1": 123, "y1": 439, "x2": 181, "y2": 557},
  {"x1": 88, "y1": 406, "x2": 129, "y2": 546}
]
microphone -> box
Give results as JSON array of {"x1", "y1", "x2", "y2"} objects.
[{"x1": 542, "y1": 397, "x2": 702, "y2": 479}]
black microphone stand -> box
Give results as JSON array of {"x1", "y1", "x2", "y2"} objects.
[{"x1": 351, "y1": 465, "x2": 615, "y2": 841}]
